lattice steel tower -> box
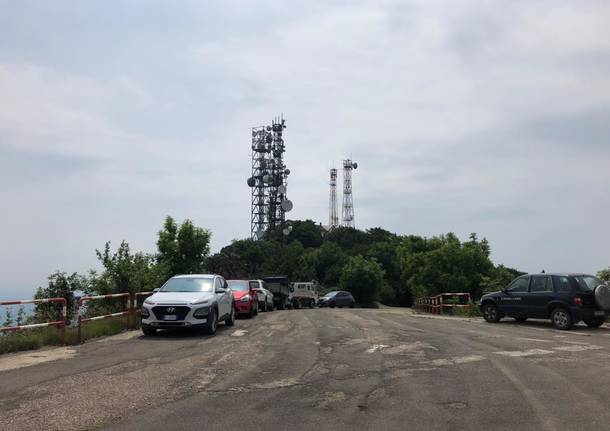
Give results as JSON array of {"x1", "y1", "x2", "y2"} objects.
[
  {"x1": 247, "y1": 116, "x2": 292, "y2": 240},
  {"x1": 341, "y1": 159, "x2": 358, "y2": 228},
  {"x1": 329, "y1": 168, "x2": 339, "y2": 228}
]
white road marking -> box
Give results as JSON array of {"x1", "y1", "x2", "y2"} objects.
[
  {"x1": 366, "y1": 344, "x2": 389, "y2": 353},
  {"x1": 493, "y1": 349, "x2": 554, "y2": 357},
  {"x1": 554, "y1": 345, "x2": 602, "y2": 352},
  {"x1": 429, "y1": 355, "x2": 486, "y2": 367},
  {"x1": 231, "y1": 330, "x2": 248, "y2": 337}
]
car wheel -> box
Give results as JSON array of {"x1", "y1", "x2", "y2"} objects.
[
  {"x1": 260, "y1": 301, "x2": 267, "y2": 312},
  {"x1": 142, "y1": 326, "x2": 157, "y2": 336},
  {"x1": 225, "y1": 306, "x2": 235, "y2": 326},
  {"x1": 514, "y1": 316, "x2": 527, "y2": 322},
  {"x1": 329, "y1": 301, "x2": 336, "y2": 308},
  {"x1": 254, "y1": 302, "x2": 259, "y2": 316},
  {"x1": 205, "y1": 308, "x2": 218, "y2": 335},
  {"x1": 482, "y1": 303, "x2": 501, "y2": 323},
  {"x1": 551, "y1": 307, "x2": 573, "y2": 330},
  {"x1": 583, "y1": 316, "x2": 606, "y2": 328},
  {"x1": 309, "y1": 299, "x2": 315, "y2": 308}
]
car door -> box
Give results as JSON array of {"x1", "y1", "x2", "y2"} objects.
[
  {"x1": 527, "y1": 275, "x2": 554, "y2": 318},
  {"x1": 214, "y1": 277, "x2": 229, "y2": 318},
  {"x1": 339, "y1": 292, "x2": 349, "y2": 306},
  {"x1": 498, "y1": 276, "x2": 530, "y2": 316}
]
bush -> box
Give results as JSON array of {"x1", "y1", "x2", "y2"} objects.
[{"x1": 339, "y1": 255, "x2": 385, "y2": 307}]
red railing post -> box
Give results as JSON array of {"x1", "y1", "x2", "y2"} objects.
[{"x1": 60, "y1": 298, "x2": 67, "y2": 345}]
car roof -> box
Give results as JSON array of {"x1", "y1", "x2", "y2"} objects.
[{"x1": 172, "y1": 274, "x2": 216, "y2": 279}]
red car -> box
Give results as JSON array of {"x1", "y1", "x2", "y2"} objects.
[{"x1": 227, "y1": 279, "x2": 259, "y2": 318}]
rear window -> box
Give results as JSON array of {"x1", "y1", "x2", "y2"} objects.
[
  {"x1": 227, "y1": 280, "x2": 249, "y2": 292},
  {"x1": 574, "y1": 276, "x2": 602, "y2": 292}
]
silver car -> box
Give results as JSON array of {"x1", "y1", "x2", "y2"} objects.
[
  {"x1": 141, "y1": 274, "x2": 235, "y2": 335},
  {"x1": 250, "y1": 280, "x2": 274, "y2": 312}
]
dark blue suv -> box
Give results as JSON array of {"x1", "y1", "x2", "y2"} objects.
[{"x1": 480, "y1": 273, "x2": 610, "y2": 330}]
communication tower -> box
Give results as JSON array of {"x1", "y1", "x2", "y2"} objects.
[
  {"x1": 247, "y1": 115, "x2": 292, "y2": 240},
  {"x1": 341, "y1": 159, "x2": 358, "y2": 228},
  {"x1": 329, "y1": 168, "x2": 339, "y2": 228}
]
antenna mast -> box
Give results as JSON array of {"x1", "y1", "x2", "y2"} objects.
[
  {"x1": 341, "y1": 159, "x2": 357, "y2": 228},
  {"x1": 329, "y1": 168, "x2": 339, "y2": 228}
]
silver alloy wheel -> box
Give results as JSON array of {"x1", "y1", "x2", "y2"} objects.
[
  {"x1": 553, "y1": 309, "x2": 569, "y2": 328},
  {"x1": 484, "y1": 304, "x2": 497, "y2": 321}
]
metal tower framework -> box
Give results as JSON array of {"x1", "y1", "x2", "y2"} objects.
[
  {"x1": 329, "y1": 168, "x2": 339, "y2": 228},
  {"x1": 248, "y1": 116, "x2": 292, "y2": 240},
  {"x1": 341, "y1": 159, "x2": 357, "y2": 228}
]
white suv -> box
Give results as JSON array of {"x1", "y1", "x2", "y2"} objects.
[{"x1": 141, "y1": 274, "x2": 235, "y2": 335}]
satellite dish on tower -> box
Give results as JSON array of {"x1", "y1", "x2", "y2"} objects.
[
  {"x1": 281, "y1": 199, "x2": 293, "y2": 212},
  {"x1": 352, "y1": 162, "x2": 358, "y2": 169},
  {"x1": 247, "y1": 177, "x2": 255, "y2": 187},
  {"x1": 284, "y1": 169, "x2": 291, "y2": 175},
  {"x1": 278, "y1": 185, "x2": 287, "y2": 194}
]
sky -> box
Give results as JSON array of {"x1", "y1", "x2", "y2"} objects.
[{"x1": 1, "y1": 0, "x2": 609, "y2": 299}]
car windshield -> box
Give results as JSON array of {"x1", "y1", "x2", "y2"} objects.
[
  {"x1": 574, "y1": 275, "x2": 603, "y2": 292},
  {"x1": 324, "y1": 291, "x2": 338, "y2": 298},
  {"x1": 160, "y1": 278, "x2": 214, "y2": 292},
  {"x1": 228, "y1": 280, "x2": 249, "y2": 292}
]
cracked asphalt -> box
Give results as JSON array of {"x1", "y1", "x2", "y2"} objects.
[{"x1": 1, "y1": 308, "x2": 610, "y2": 430}]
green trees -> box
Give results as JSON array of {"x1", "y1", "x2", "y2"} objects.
[
  {"x1": 157, "y1": 216, "x2": 211, "y2": 276},
  {"x1": 339, "y1": 256, "x2": 385, "y2": 306},
  {"x1": 33, "y1": 271, "x2": 89, "y2": 322},
  {"x1": 598, "y1": 267, "x2": 610, "y2": 284}
]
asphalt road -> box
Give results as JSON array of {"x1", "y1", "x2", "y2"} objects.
[{"x1": 1, "y1": 308, "x2": 610, "y2": 431}]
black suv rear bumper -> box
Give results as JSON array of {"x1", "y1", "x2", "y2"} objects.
[{"x1": 570, "y1": 307, "x2": 607, "y2": 322}]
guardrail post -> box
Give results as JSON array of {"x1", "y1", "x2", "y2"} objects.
[
  {"x1": 60, "y1": 298, "x2": 67, "y2": 345},
  {"x1": 77, "y1": 297, "x2": 84, "y2": 343},
  {"x1": 440, "y1": 294, "x2": 444, "y2": 315},
  {"x1": 129, "y1": 293, "x2": 135, "y2": 329}
]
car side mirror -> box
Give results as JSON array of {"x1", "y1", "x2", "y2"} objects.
[
  {"x1": 216, "y1": 288, "x2": 226, "y2": 294},
  {"x1": 153, "y1": 288, "x2": 160, "y2": 293}
]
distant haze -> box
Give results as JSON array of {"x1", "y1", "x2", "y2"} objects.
[{"x1": 1, "y1": 1, "x2": 609, "y2": 299}]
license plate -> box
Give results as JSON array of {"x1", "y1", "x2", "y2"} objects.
[
  {"x1": 594, "y1": 311, "x2": 606, "y2": 317},
  {"x1": 164, "y1": 315, "x2": 177, "y2": 321}
]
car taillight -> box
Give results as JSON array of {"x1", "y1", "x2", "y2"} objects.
[{"x1": 574, "y1": 297, "x2": 583, "y2": 306}]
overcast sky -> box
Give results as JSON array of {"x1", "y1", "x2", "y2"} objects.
[{"x1": 1, "y1": 0, "x2": 609, "y2": 299}]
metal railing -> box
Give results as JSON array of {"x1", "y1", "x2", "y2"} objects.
[
  {"x1": 414, "y1": 293, "x2": 471, "y2": 314},
  {"x1": 0, "y1": 298, "x2": 67, "y2": 344}
]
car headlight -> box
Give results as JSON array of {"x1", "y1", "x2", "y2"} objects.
[
  {"x1": 193, "y1": 307, "x2": 210, "y2": 317},
  {"x1": 141, "y1": 306, "x2": 150, "y2": 318},
  {"x1": 240, "y1": 295, "x2": 251, "y2": 302},
  {"x1": 144, "y1": 299, "x2": 155, "y2": 305},
  {"x1": 191, "y1": 299, "x2": 209, "y2": 305}
]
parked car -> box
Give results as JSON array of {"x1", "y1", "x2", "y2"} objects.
[
  {"x1": 318, "y1": 291, "x2": 355, "y2": 308},
  {"x1": 480, "y1": 273, "x2": 610, "y2": 330},
  {"x1": 262, "y1": 276, "x2": 293, "y2": 310},
  {"x1": 228, "y1": 279, "x2": 259, "y2": 318},
  {"x1": 291, "y1": 281, "x2": 318, "y2": 309},
  {"x1": 250, "y1": 280, "x2": 274, "y2": 311},
  {"x1": 140, "y1": 274, "x2": 235, "y2": 336}
]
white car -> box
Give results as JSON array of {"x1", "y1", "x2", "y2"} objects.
[
  {"x1": 141, "y1": 274, "x2": 235, "y2": 335},
  {"x1": 249, "y1": 280, "x2": 274, "y2": 312}
]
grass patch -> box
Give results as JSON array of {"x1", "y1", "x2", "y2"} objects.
[
  {"x1": 0, "y1": 316, "x2": 137, "y2": 355},
  {"x1": 452, "y1": 301, "x2": 482, "y2": 318}
]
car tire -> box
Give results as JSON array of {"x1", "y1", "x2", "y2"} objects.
[
  {"x1": 482, "y1": 303, "x2": 501, "y2": 323},
  {"x1": 225, "y1": 306, "x2": 235, "y2": 326},
  {"x1": 205, "y1": 308, "x2": 218, "y2": 335},
  {"x1": 309, "y1": 299, "x2": 315, "y2": 308},
  {"x1": 551, "y1": 307, "x2": 573, "y2": 330},
  {"x1": 514, "y1": 316, "x2": 527, "y2": 322},
  {"x1": 254, "y1": 302, "x2": 259, "y2": 316},
  {"x1": 142, "y1": 326, "x2": 157, "y2": 336},
  {"x1": 583, "y1": 316, "x2": 606, "y2": 328},
  {"x1": 329, "y1": 301, "x2": 336, "y2": 308},
  {"x1": 260, "y1": 301, "x2": 267, "y2": 312}
]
